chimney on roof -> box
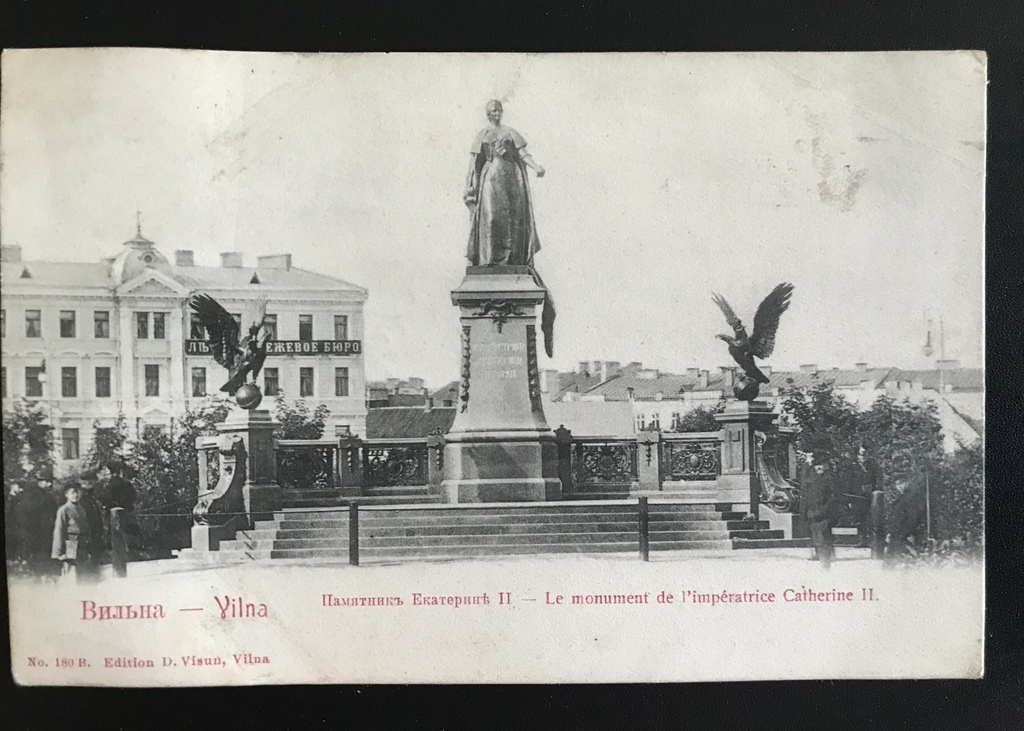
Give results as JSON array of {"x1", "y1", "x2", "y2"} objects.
[
  {"x1": 686, "y1": 368, "x2": 699, "y2": 378},
  {"x1": 698, "y1": 370, "x2": 709, "y2": 389},
  {"x1": 800, "y1": 364, "x2": 818, "y2": 374},
  {"x1": 655, "y1": 391, "x2": 663, "y2": 401},
  {"x1": 627, "y1": 387, "x2": 635, "y2": 401},
  {"x1": 606, "y1": 362, "x2": 621, "y2": 378},
  {"x1": 936, "y1": 359, "x2": 960, "y2": 370},
  {"x1": 541, "y1": 369, "x2": 559, "y2": 394},
  {"x1": 175, "y1": 250, "x2": 194, "y2": 266},
  {"x1": 720, "y1": 366, "x2": 735, "y2": 388},
  {"x1": 257, "y1": 254, "x2": 292, "y2": 270},
  {"x1": 1, "y1": 245, "x2": 22, "y2": 263},
  {"x1": 762, "y1": 365, "x2": 772, "y2": 376},
  {"x1": 220, "y1": 252, "x2": 243, "y2": 268},
  {"x1": 424, "y1": 396, "x2": 433, "y2": 412},
  {"x1": 855, "y1": 362, "x2": 868, "y2": 372}
]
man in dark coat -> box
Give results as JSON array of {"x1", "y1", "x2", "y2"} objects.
[
  {"x1": 843, "y1": 444, "x2": 883, "y2": 547},
  {"x1": 888, "y1": 472, "x2": 926, "y2": 556},
  {"x1": 800, "y1": 439, "x2": 839, "y2": 568}
]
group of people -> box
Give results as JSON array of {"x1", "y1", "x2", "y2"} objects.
[
  {"x1": 800, "y1": 442, "x2": 926, "y2": 568},
  {"x1": 5, "y1": 463, "x2": 136, "y2": 583}
]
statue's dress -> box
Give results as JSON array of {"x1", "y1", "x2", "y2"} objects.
[{"x1": 466, "y1": 126, "x2": 541, "y2": 267}]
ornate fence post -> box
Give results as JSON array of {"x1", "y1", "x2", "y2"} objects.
[
  {"x1": 554, "y1": 425, "x2": 574, "y2": 495},
  {"x1": 338, "y1": 435, "x2": 364, "y2": 489},
  {"x1": 638, "y1": 497, "x2": 650, "y2": 561},
  {"x1": 870, "y1": 490, "x2": 886, "y2": 560},
  {"x1": 636, "y1": 430, "x2": 661, "y2": 492},
  {"x1": 348, "y1": 501, "x2": 360, "y2": 567},
  {"x1": 425, "y1": 428, "x2": 446, "y2": 494},
  {"x1": 110, "y1": 507, "x2": 128, "y2": 578}
]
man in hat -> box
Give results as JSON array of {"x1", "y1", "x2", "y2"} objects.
[
  {"x1": 799, "y1": 436, "x2": 839, "y2": 568},
  {"x1": 843, "y1": 444, "x2": 883, "y2": 547},
  {"x1": 888, "y1": 471, "x2": 926, "y2": 557},
  {"x1": 52, "y1": 482, "x2": 95, "y2": 583}
]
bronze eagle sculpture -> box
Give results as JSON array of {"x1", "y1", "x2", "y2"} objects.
[
  {"x1": 712, "y1": 283, "x2": 794, "y2": 400},
  {"x1": 188, "y1": 293, "x2": 271, "y2": 398}
]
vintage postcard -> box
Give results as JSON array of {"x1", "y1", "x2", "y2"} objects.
[{"x1": 2, "y1": 50, "x2": 984, "y2": 685}]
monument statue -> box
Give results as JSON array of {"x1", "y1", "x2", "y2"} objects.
[
  {"x1": 464, "y1": 99, "x2": 546, "y2": 267},
  {"x1": 188, "y1": 293, "x2": 271, "y2": 409},
  {"x1": 712, "y1": 283, "x2": 794, "y2": 401}
]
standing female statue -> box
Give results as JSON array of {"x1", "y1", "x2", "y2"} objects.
[{"x1": 464, "y1": 100, "x2": 546, "y2": 267}]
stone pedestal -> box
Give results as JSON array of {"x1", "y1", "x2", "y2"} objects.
[
  {"x1": 217, "y1": 407, "x2": 283, "y2": 522},
  {"x1": 442, "y1": 266, "x2": 562, "y2": 502},
  {"x1": 714, "y1": 400, "x2": 776, "y2": 511}
]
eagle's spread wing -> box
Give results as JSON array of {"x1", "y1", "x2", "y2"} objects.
[
  {"x1": 242, "y1": 294, "x2": 268, "y2": 337},
  {"x1": 189, "y1": 293, "x2": 241, "y2": 368},
  {"x1": 712, "y1": 292, "x2": 743, "y2": 333},
  {"x1": 749, "y1": 283, "x2": 794, "y2": 359}
]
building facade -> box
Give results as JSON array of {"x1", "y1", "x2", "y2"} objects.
[{"x1": 1, "y1": 230, "x2": 368, "y2": 472}]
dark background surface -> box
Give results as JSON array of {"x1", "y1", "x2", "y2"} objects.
[{"x1": 2, "y1": 1, "x2": 1022, "y2": 728}]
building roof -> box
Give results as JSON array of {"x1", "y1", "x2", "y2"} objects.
[
  {"x1": 431, "y1": 381, "x2": 460, "y2": 402},
  {"x1": 766, "y1": 368, "x2": 894, "y2": 391},
  {"x1": 1, "y1": 261, "x2": 114, "y2": 289},
  {"x1": 366, "y1": 407, "x2": 457, "y2": 439},
  {"x1": 170, "y1": 265, "x2": 364, "y2": 294},
  {"x1": 885, "y1": 368, "x2": 983, "y2": 391},
  {"x1": 2, "y1": 258, "x2": 364, "y2": 295}
]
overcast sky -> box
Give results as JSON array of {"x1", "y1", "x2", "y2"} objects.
[{"x1": 1, "y1": 50, "x2": 985, "y2": 387}]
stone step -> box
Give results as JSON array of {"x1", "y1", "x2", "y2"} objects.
[
  {"x1": 361, "y1": 485, "x2": 434, "y2": 495},
  {"x1": 358, "y1": 512, "x2": 643, "y2": 528},
  {"x1": 362, "y1": 521, "x2": 642, "y2": 537},
  {"x1": 362, "y1": 532, "x2": 639, "y2": 548},
  {"x1": 648, "y1": 529, "x2": 732, "y2": 541},
  {"x1": 566, "y1": 493, "x2": 633, "y2": 501},
  {"x1": 354, "y1": 495, "x2": 444, "y2": 505},
  {"x1": 732, "y1": 535, "x2": 863, "y2": 549},
  {"x1": 358, "y1": 503, "x2": 641, "y2": 518},
  {"x1": 650, "y1": 539, "x2": 734, "y2": 550},
  {"x1": 359, "y1": 543, "x2": 637, "y2": 559}
]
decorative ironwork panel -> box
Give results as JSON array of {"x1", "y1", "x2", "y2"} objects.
[
  {"x1": 572, "y1": 442, "x2": 638, "y2": 485},
  {"x1": 662, "y1": 441, "x2": 720, "y2": 481},
  {"x1": 277, "y1": 445, "x2": 335, "y2": 489},
  {"x1": 203, "y1": 447, "x2": 221, "y2": 490},
  {"x1": 364, "y1": 446, "x2": 427, "y2": 487}
]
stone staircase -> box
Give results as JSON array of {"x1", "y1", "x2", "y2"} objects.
[
  {"x1": 179, "y1": 501, "x2": 788, "y2": 564},
  {"x1": 281, "y1": 486, "x2": 443, "y2": 509}
]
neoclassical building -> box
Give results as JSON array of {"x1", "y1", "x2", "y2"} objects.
[{"x1": 1, "y1": 227, "x2": 368, "y2": 471}]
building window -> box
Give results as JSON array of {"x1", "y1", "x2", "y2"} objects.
[
  {"x1": 25, "y1": 367, "x2": 43, "y2": 398},
  {"x1": 300, "y1": 367, "x2": 314, "y2": 397},
  {"x1": 153, "y1": 312, "x2": 166, "y2": 339},
  {"x1": 94, "y1": 311, "x2": 110, "y2": 338},
  {"x1": 61, "y1": 367, "x2": 77, "y2": 398},
  {"x1": 299, "y1": 315, "x2": 313, "y2": 341},
  {"x1": 95, "y1": 367, "x2": 111, "y2": 398},
  {"x1": 671, "y1": 413, "x2": 682, "y2": 431},
  {"x1": 263, "y1": 314, "x2": 278, "y2": 341},
  {"x1": 136, "y1": 312, "x2": 149, "y2": 339},
  {"x1": 649, "y1": 414, "x2": 661, "y2": 431},
  {"x1": 335, "y1": 367, "x2": 350, "y2": 397},
  {"x1": 191, "y1": 367, "x2": 207, "y2": 397},
  {"x1": 264, "y1": 368, "x2": 280, "y2": 396},
  {"x1": 145, "y1": 364, "x2": 160, "y2": 397},
  {"x1": 334, "y1": 315, "x2": 348, "y2": 341},
  {"x1": 335, "y1": 425, "x2": 351, "y2": 437},
  {"x1": 26, "y1": 310, "x2": 41, "y2": 338},
  {"x1": 62, "y1": 429, "x2": 80, "y2": 460},
  {"x1": 189, "y1": 313, "x2": 205, "y2": 339},
  {"x1": 60, "y1": 310, "x2": 76, "y2": 338}
]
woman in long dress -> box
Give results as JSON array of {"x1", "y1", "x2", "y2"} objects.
[{"x1": 464, "y1": 100, "x2": 545, "y2": 267}]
